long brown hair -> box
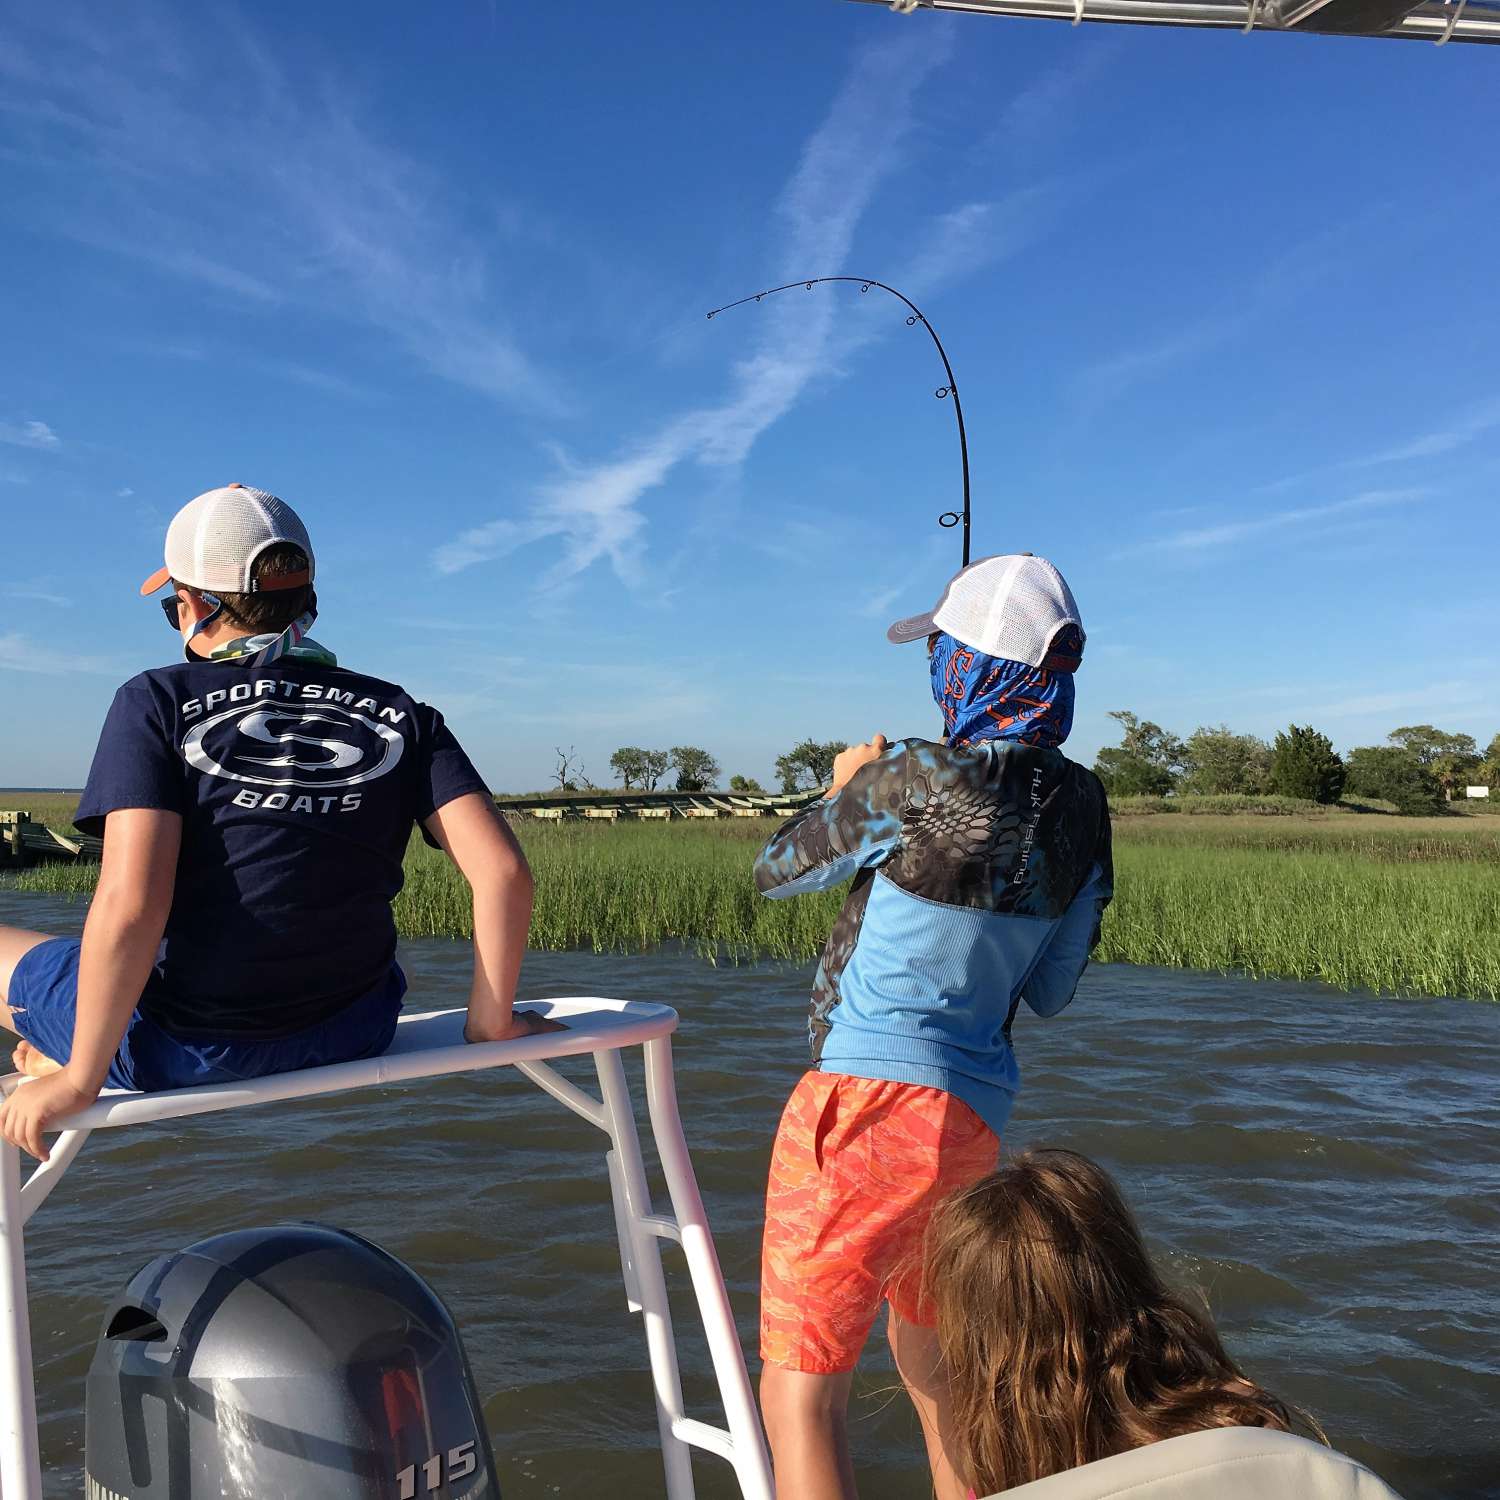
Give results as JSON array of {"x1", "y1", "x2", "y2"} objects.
[{"x1": 922, "y1": 1149, "x2": 1311, "y2": 1495}]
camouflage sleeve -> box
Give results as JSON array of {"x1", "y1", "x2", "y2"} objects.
[
  {"x1": 1022, "y1": 778, "x2": 1113, "y2": 1017},
  {"x1": 1021, "y1": 860, "x2": 1110, "y2": 1018},
  {"x1": 753, "y1": 744, "x2": 910, "y2": 899}
]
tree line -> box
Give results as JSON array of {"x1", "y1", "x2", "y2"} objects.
[
  {"x1": 1093, "y1": 713, "x2": 1500, "y2": 815},
  {"x1": 592, "y1": 738, "x2": 851, "y2": 797},
  {"x1": 584, "y1": 724, "x2": 1495, "y2": 815}
]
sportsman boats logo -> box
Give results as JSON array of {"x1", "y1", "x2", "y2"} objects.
[{"x1": 182, "y1": 699, "x2": 405, "y2": 790}]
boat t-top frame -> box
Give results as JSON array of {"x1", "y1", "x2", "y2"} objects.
[
  {"x1": 0, "y1": 1000, "x2": 775, "y2": 1500},
  {"x1": 855, "y1": 0, "x2": 1500, "y2": 44}
]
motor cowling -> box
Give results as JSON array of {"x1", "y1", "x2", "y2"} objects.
[{"x1": 85, "y1": 1223, "x2": 499, "y2": 1500}]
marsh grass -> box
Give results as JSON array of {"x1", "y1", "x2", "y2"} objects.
[
  {"x1": 1100, "y1": 845, "x2": 1496, "y2": 998},
  {"x1": 1113, "y1": 813, "x2": 1500, "y2": 864},
  {"x1": 5, "y1": 801, "x2": 1497, "y2": 1000}
]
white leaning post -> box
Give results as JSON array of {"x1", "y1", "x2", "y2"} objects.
[{"x1": 0, "y1": 999, "x2": 774, "y2": 1500}]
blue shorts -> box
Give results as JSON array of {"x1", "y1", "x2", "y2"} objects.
[{"x1": 7, "y1": 939, "x2": 406, "y2": 1093}]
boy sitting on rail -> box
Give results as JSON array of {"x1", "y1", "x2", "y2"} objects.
[
  {"x1": 752, "y1": 554, "x2": 1114, "y2": 1500},
  {"x1": 0, "y1": 484, "x2": 550, "y2": 1161}
]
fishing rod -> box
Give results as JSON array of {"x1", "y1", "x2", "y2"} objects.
[{"x1": 706, "y1": 277, "x2": 973, "y2": 566}]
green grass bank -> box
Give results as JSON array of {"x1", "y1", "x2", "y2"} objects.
[{"x1": 4, "y1": 796, "x2": 1498, "y2": 1002}]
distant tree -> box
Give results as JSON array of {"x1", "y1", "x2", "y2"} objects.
[
  {"x1": 1388, "y1": 725, "x2": 1478, "y2": 767},
  {"x1": 1430, "y1": 750, "x2": 1483, "y2": 801},
  {"x1": 640, "y1": 749, "x2": 670, "y2": 792},
  {"x1": 1093, "y1": 749, "x2": 1173, "y2": 798},
  {"x1": 1481, "y1": 733, "x2": 1500, "y2": 792},
  {"x1": 729, "y1": 774, "x2": 765, "y2": 794},
  {"x1": 776, "y1": 739, "x2": 845, "y2": 793},
  {"x1": 670, "y1": 746, "x2": 720, "y2": 793},
  {"x1": 1268, "y1": 726, "x2": 1345, "y2": 804},
  {"x1": 1344, "y1": 746, "x2": 1443, "y2": 815},
  {"x1": 1093, "y1": 710, "x2": 1184, "y2": 798},
  {"x1": 609, "y1": 747, "x2": 647, "y2": 789},
  {"x1": 1180, "y1": 725, "x2": 1273, "y2": 796},
  {"x1": 553, "y1": 745, "x2": 593, "y2": 793}
]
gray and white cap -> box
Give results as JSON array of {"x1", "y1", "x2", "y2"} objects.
[
  {"x1": 886, "y1": 553, "x2": 1086, "y2": 672},
  {"x1": 139, "y1": 484, "x2": 315, "y2": 598}
]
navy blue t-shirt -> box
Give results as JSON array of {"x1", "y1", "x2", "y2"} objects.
[{"x1": 75, "y1": 658, "x2": 489, "y2": 1039}]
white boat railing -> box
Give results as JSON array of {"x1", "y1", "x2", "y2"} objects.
[{"x1": 0, "y1": 999, "x2": 775, "y2": 1500}]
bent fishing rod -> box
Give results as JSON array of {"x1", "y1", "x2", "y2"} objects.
[{"x1": 706, "y1": 277, "x2": 973, "y2": 566}]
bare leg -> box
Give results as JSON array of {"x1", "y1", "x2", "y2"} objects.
[
  {"x1": 760, "y1": 1365, "x2": 858, "y2": 1500},
  {"x1": 889, "y1": 1310, "x2": 968, "y2": 1500},
  {"x1": 0, "y1": 924, "x2": 55, "y2": 1031}
]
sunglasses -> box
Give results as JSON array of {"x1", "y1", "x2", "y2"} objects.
[{"x1": 159, "y1": 594, "x2": 185, "y2": 628}]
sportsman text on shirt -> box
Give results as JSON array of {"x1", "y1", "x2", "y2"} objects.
[{"x1": 180, "y1": 678, "x2": 410, "y2": 806}]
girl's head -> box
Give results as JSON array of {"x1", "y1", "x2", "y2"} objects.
[{"x1": 923, "y1": 1149, "x2": 1300, "y2": 1496}]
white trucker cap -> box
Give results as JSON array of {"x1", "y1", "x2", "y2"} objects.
[
  {"x1": 886, "y1": 553, "x2": 1086, "y2": 672},
  {"x1": 139, "y1": 483, "x2": 315, "y2": 597}
]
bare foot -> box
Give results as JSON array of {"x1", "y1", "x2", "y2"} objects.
[{"x1": 12, "y1": 1041, "x2": 62, "y2": 1079}]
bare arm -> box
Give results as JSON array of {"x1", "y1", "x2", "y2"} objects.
[
  {"x1": 422, "y1": 793, "x2": 548, "y2": 1043},
  {"x1": 1, "y1": 808, "x2": 180, "y2": 1158}
]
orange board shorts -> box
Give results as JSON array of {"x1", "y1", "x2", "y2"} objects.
[{"x1": 760, "y1": 1070, "x2": 1000, "y2": 1374}]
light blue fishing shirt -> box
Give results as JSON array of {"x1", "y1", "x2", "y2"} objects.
[{"x1": 754, "y1": 737, "x2": 1112, "y2": 1137}]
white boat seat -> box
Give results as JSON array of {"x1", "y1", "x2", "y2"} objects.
[
  {"x1": 986, "y1": 1428, "x2": 1405, "y2": 1500},
  {"x1": 27, "y1": 1000, "x2": 677, "y2": 1133}
]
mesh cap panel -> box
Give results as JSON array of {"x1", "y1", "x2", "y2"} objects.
[
  {"x1": 162, "y1": 485, "x2": 315, "y2": 593},
  {"x1": 897, "y1": 554, "x2": 1085, "y2": 670}
]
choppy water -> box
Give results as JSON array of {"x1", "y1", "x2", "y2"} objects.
[{"x1": 2, "y1": 887, "x2": 1497, "y2": 1500}]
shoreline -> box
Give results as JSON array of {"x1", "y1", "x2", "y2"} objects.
[{"x1": 3, "y1": 797, "x2": 1497, "y2": 1003}]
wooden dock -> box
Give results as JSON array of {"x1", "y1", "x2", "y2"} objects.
[
  {"x1": 492, "y1": 789, "x2": 819, "y2": 822},
  {"x1": 0, "y1": 811, "x2": 102, "y2": 868}
]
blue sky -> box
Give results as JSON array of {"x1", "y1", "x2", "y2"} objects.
[{"x1": 2, "y1": 2, "x2": 1496, "y2": 791}]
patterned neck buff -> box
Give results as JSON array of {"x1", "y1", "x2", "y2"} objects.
[
  {"x1": 929, "y1": 630, "x2": 1074, "y2": 749},
  {"x1": 192, "y1": 612, "x2": 337, "y2": 669}
]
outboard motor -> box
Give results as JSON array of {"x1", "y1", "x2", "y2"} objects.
[{"x1": 85, "y1": 1223, "x2": 499, "y2": 1500}]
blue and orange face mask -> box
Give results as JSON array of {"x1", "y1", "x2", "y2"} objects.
[{"x1": 929, "y1": 631, "x2": 1075, "y2": 749}]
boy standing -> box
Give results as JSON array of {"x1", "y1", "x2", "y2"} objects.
[
  {"x1": 0, "y1": 484, "x2": 548, "y2": 1160},
  {"x1": 753, "y1": 554, "x2": 1113, "y2": 1500}
]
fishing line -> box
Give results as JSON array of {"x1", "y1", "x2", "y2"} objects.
[{"x1": 706, "y1": 277, "x2": 973, "y2": 566}]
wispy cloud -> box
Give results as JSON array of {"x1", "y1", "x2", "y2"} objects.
[
  {"x1": 116, "y1": 487, "x2": 134, "y2": 498},
  {"x1": 1361, "y1": 393, "x2": 1500, "y2": 465},
  {"x1": 1078, "y1": 314, "x2": 1245, "y2": 405},
  {"x1": 857, "y1": 530, "x2": 954, "y2": 619},
  {"x1": 1255, "y1": 393, "x2": 1500, "y2": 495},
  {"x1": 4, "y1": 585, "x2": 71, "y2": 608},
  {"x1": 0, "y1": 419, "x2": 60, "y2": 451},
  {"x1": 433, "y1": 34, "x2": 953, "y2": 585},
  {"x1": 389, "y1": 617, "x2": 514, "y2": 635},
  {"x1": 120, "y1": 340, "x2": 381, "y2": 401},
  {"x1": 434, "y1": 34, "x2": 1057, "y2": 594},
  {"x1": 899, "y1": 185, "x2": 1067, "y2": 300},
  {"x1": 1075, "y1": 214, "x2": 1382, "y2": 407},
  {"x1": 983, "y1": 43, "x2": 1117, "y2": 157},
  {"x1": 1299, "y1": 683, "x2": 1482, "y2": 719},
  {"x1": 746, "y1": 518, "x2": 840, "y2": 571},
  {"x1": 0, "y1": 634, "x2": 114, "y2": 675},
  {"x1": 2, "y1": 6, "x2": 551, "y2": 409},
  {"x1": 1143, "y1": 486, "x2": 1427, "y2": 553}
]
